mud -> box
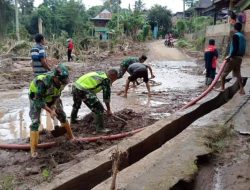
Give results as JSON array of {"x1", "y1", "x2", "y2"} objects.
[
  {"x1": 0, "y1": 40, "x2": 206, "y2": 189},
  {"x1": 194, "y1": 131, "x2": 250, "y2": 190}
]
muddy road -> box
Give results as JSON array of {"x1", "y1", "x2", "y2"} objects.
[{"x1": 0, "y1": 40, "x2": 205, "y2": 189}]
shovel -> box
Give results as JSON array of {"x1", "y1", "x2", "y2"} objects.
[{"x1": 51, "y1": 125, "x2": 67, "y2": 137}]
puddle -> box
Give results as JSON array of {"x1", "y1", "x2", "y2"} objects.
[{"x1": 0, "y1": 60, "x2": 204, "y2": 142}]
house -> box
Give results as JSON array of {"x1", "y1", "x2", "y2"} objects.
[
  {"x1": 201, "y1": 0, "x2": 249, "y2": 24},
  {"x1": 90, "y1": 9, "x2": 112, "y2": 40},
  {"x1": 172, "y1": 12, "x2": 184, "y2": 25},
  {"x1": 235, "y1": 0, "x2": 250, "y2": 11},
  {"x1": 194, "y1": 0, "x2": 213, "y2": 16}
]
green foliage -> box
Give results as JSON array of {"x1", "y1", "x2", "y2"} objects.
[
  {"x1": 134, "y1": 0, "x2": 145, "y2": 13},
  {"x1": 142, "y1": 24, "x2": 151, "y2": 41},
  {"x1": 0, "y1": 0, "x2": 14, "y2": 38},
  {"x1": 137, "y1": 31, "x2": 144, "y2": 42},
  {"x1": 42, "y1": 168, "x2": 51, "y2": 180},
  {"x1": 194, "y1": 36, "x2": 206, "y2": 50},
  {"x1": 206, "y1": 126, "x2": 233, "y2": 153},
  {"x1": 103, "y1": 0, "x2": 121, "y2": 13},
  {"x1": 108, "y1": 11, "x2": 146, "y2": 40},
  {"x1": 86, "y1": 5, "x2": 103, "y2": 18},
  {"x1": 147, "y1": 5, "x2": 172, "y2": 37},
  {"x1": 176, "y1": 38, "x2": 192, "y2": 48},
  {"x1": 175, "y1": 16, "x2": 212, "y2": 36},
  {"x1": 0, "y1": 175, "x2": 14, "y2": 190},
  {"x1": 176, "y1": 20, "x2": 187, "y2": 37}
]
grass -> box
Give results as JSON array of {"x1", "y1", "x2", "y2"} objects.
[
  {"x1": 205, "y1": 125, "x2": 233, "y2": 153},
  {"x1": 42, "y1": 168, "x2": 51, "y2": 181},
  {"x1": 0, "y1": 175, "x2": 14, "y2": 190}
]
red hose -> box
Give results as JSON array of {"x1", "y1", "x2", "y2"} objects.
[
  {"x1": 180, "y1": 60, "x2": 227, "y2": 110},
  {"x1": 0, "y1": 128, "x2": 144, "y2": 150},
  {"x1": 0, "y1": 60, "x2": 227, "y2": 150}
]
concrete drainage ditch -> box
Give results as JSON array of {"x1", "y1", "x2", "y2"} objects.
[{"x1": 37, "y1": 78, "x2": 247, "y2": 190}]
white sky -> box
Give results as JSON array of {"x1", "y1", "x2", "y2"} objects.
[{"x1": 34, "y1": 0, "x2": 183, "y2": 13}]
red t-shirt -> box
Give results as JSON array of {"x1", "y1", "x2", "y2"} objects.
[{"x1": 68, "y1": 41, "x2": 74, "y2": 50}]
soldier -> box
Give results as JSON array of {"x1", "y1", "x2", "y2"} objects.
[
  {"x1": 29, "y1": 63, "x2": 74, "y2": 158},
  {"x1": 70, "y1": 69, "x2": 118, "y2": 133}
]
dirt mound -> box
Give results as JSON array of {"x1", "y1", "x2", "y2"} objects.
[{"x1": 0, "y1": 109, "x2": 157, "y2": 189}]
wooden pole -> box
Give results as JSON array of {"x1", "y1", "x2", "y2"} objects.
[
  {"x1": 38, "y1": 17, "x2": 43, "y2": 34},
  {"x1": 15, "y1": 0, "x2": 20, "y2": 41}
]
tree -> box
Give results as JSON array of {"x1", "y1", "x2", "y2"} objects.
[
  {"x1": 86, "y1": 5, "x2": 103, "y2": 18},
  {"x1": 0, "y1": 0, "x2": 15, "y2": 38},
  {"x1": 147, "y1": 5, "x2": 172, "y2": 37},
  {"x1": 176, "y1": 20, "x2": 186, "y2": 36},
  {"x1": 103, "y1": 0, "x2": 121, "y2": 13},
  {"x1": 134, "y1": 0, "x2": 145, "y2": 13},
  {"x1": 19, "y1": 0, "x2": 34, "y2": 15}
]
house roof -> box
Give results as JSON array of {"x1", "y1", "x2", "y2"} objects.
[
  {"x1": 91, "y1": 9, "x2": 112, "y2": 21},
  {"x1": 195, "y1": 0, "x2": 213, "y2": 9},
  {"x1": 235, "y1": 0, "x2": 250, "y2": 10}
]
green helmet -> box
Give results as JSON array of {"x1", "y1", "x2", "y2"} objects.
[{"x1": 54, "y1": 63, "x2": 69, "y2": 84}]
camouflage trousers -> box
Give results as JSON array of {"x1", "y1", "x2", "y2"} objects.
[
  {"x1": 29, "y1": 98, "x2": 67, "y2": 131},
  {"x1": 118, "y1": 65, "x2": 127, "y2": 79},
  {"x1": 71, "y1": 86, "x2": 104, "y2": 121}
]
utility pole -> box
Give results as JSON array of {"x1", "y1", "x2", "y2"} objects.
[
  {"x1": 183, "y1": 0, "x2": 185, "y2": 19},
  {"x1": 15, "y1": 0, "x2": 20, "y2": 41},
  {"x1": 38, "y1": 17, "x2": 43, "y2": 34}
]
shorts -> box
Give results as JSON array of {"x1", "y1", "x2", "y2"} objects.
[
  {"x1": 128, "y1": 70, "x2": 149, "y2": 83},
  {"x1": 221, "y1": 56, "x2": 242, "y2": 78}
]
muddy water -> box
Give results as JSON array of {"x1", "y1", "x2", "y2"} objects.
[{"x1": 0, "y1": 60, "x2": 204, "y2": 142}]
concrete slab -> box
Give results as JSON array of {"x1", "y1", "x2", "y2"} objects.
[
  {"x1": 93, "y1": 81, "x2": 250, "y2": 190},
  {"x1": 92, "y1": 126, "x2": 218, "y2": 190},
  {"x1": 36, "y1": 78, "x2": 242, "y2": 190}
]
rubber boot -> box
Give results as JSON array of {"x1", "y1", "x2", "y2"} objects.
[
  {"x1": 30, "y1": 131, "x2": 39, "y2": 158},
  {"x1": 70, "y1": 108, "x2": 79, "y2": 124},
  {"x1": 62, "y1": 120, "x2": 74, "y2": 139},
  {"x1": 95, "y1": 114, "x2": 111, "y2": 133}
]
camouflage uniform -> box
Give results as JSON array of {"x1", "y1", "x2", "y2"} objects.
[
  {"x1": 70, "y1": 71, "x2": 111, "y2": 131},
  {"x1": 29, "y1": 72, "x2": 66, "y2": 131},
  {"x1": 119, "y1": 57, "x2": 139, "y2": 78}
]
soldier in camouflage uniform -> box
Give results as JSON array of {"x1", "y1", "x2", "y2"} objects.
[
  {"x1": 118, "y1": 55, "x2": 147, "y2": 78},
  {"x1": 29, "y1": 64, "x2": 74, "y2": 158},
  {"x1": 70, "y1": 69, "x2": 118, "y2": 133}
]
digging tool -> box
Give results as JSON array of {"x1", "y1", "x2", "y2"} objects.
[
  {"x1": 104, "y1": 109, "x2": 127, "y2": 125},
  {"x1": 51, "y1": 125, "x2": 67, "y2": 137},
  {"x1": 111, "y1": 114, "x2": 127, "y2": 125}
]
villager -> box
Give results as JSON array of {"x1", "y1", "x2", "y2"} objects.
[
  {"x1": 67, "y1": 38, "x2": 74, "y2": 62},
  {"x1": 30, "y1": 33, "x2": 51, "y2": 76},
  {"x1": 220, "y1": 23, "x2": 246, "y2": 95},
  {"x1": 204, "y1": 39, "x2": 218, "y2": 85},
  {"x1": 123, "y1": 62, "x2": 155, "y2": 98},
  {"x1": 118, "y1": 55, "x2": 147, "y2": 79}
]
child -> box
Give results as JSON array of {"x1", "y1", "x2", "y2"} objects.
[{"x1": 204, "y1": 39, "x2": 219, "y2": 85}]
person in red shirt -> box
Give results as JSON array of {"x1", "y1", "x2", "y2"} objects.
[{"x1": 67, "y1": 38, "x2": 74, "y2": 62}]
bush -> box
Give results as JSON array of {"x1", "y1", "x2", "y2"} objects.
[{"x1": 176, "y1": 39, "x2": 192, "y2": 48}]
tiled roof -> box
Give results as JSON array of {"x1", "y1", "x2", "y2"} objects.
[{"x1": 92, "y1": 9, "x2": 112, "y2": 20}]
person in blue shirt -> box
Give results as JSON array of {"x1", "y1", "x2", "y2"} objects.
[
  {"x1": 30, "y1": 33, "x2": 51, "y2": 76},
  {"x1": 220, "y1": 23, "x2": 246, "y2": 95}
]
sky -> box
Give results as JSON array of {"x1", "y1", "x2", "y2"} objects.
[{"x1": 34, "y1": 0, "x2": 183, "y2": 13}]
